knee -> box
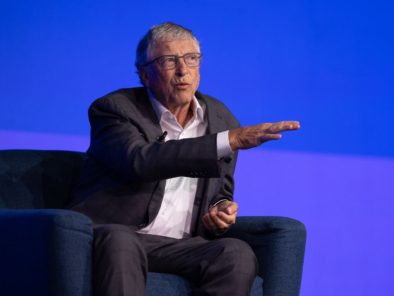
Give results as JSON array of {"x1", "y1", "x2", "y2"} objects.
[
  {"x1": 215, "y1": 238, "x2": 258, "y2": 275},
  {"x1": 93, "y1": 224, "x2": 145, "y2": 259},
  {"x1": 92, "y1": 225, "x2": 148, "y2": 293}
]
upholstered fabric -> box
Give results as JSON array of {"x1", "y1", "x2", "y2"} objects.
[
  {"x1": 0, "y1": 149, "x2": 85, "y2": 209},
  {"x1": 0, "y1": 149, "x2": 308, "y2": 296},
  {"x1": 0, "y1": 209, "x2": 92, "y2": 296},
  {"x1": 224, "y1": 216, "x2": 306, "y2": 296},
  {"x1": 146, "y1": 272, "x2": 263, "y2": 295},
  {"x1": 147, "y1": 273, "x2": 192, "y2": 295}
]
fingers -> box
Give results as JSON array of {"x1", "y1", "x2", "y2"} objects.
[
  {"x1": 203, "y1": 213, "x2": 217, "y2": 231},
  {"x1": 266, "y1": 121, "x2": 300, "y2": 133},
  {"x1": 216, "y1": 200, "x2": 238, "y2": 214},
  {"x1": 203, "y1": 211, "x2": 228, "y2": 231},
  {"x1": 217, "y1": 211, "x2": 236, "y2": 225},
  {"x1": 223, "y1": 201, "x2": 238, "y2": 215},
  {"x1": 259, "y1": 133, "x2": 282, "y2": 141},
  {"x1": 258, "y1": 121, "x2": 300, "y2": 142},
  {"x1": 203, "y1": 202, "x2": 238, "y2": 232},
  {"x1": 229, "y1": 120, "x2": 301, "y2": 150},
  {"x1": 210, "y1": 211, "x2": 230, "y2": 230}
]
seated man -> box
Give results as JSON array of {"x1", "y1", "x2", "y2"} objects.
[{"x1": 69, "y1": 22, "x2": 301, "y2": 296}]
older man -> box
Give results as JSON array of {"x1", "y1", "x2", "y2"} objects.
[{"x1": 70, "y1": 22, "x2": 301, "y2": 296}]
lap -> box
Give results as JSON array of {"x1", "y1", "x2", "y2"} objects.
[
  {"x1": 138, "y1": 234, "x2": 256, "y2": 275},
  {"x1": 92, "y1": 225, "x2": 257, "y2": 295},
  {"x1": 93, "y1": 224, "x2": 256, "y2": 279}
]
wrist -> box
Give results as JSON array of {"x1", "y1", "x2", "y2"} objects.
[{"x1": 228, "y1": 129, "x2": 239, "y2": 151}]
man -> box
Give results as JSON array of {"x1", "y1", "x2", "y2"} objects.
[{"x1": 70, "y1": 22, "x2": 301, "y2": 296}]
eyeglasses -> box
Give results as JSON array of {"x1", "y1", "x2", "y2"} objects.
[{"x1": 143, "y1": 53, "x2": 202, "y2": 70}]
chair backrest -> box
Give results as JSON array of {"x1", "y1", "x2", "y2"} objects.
[{"x1": 0, "y1": 150, "x2": 86, "y2": 209}]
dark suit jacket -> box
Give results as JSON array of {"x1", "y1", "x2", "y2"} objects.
[{"x1": 69, "y1": 87, "x2": 240, "y2": 237}]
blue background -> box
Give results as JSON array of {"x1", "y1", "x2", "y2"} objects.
[{"x1": 1, "y1": 0, "x2": 393, "y2": 295}]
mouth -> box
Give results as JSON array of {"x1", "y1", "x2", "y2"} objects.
[{"x1": 174, "y1": 83, "x2": 190, "y2": 90}]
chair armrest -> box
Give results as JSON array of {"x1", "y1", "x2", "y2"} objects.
[
  {"x1": 224, "y1": 216, "x2": 306, "y2": 296},
  {"x1": 0, "y1": 209, "x2": 93, "y2": 296}
]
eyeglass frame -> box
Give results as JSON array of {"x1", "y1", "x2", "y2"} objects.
[{"x1": 141, "y1": 52, "x2": 203, "y2": 70}]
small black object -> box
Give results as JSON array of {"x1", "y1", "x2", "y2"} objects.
[{"x1": 156, "y1": 131, "x2": 168, "y2": 142}]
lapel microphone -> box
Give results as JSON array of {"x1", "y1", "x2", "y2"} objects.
[{"x1": 156, "y1": 131, "x2": 168, "y2": 142}]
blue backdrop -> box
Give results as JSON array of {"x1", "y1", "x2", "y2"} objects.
[{"x1": 1, "y1": 1, "x2": 393, "y2": 295}]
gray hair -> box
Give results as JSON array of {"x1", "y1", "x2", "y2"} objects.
[{"x1": 135, "y1": 22, "x2": 200, "y2": 70}]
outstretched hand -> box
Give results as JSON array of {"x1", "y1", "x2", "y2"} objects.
[
  {"x1": 229, "y1": 121, "x2": 300, "y2": 150},
  {"x1": 203, "y1": 200, "x2": 238, "y2": 233}
]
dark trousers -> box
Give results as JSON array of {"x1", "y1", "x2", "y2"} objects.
[{"x1": 93, "y1": 224, "x2": 258, "y2": 296}]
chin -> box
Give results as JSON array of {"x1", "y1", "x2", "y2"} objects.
[{"x1": 174, "y1": 92, "x2": 194, "y2": 104}]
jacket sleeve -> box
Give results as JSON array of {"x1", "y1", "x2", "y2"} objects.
[
  {"x1": 200, "y1": 96, "x2": 241, "y2": 208},
  {"x1": 87, "y1": 97, "x2": 222, "y2": 183},
  {"x1": 208, "y1": 147, "x2": 239, "y2": 207}
]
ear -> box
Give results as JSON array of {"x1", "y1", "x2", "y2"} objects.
[{"x1": 138, "y1": 66, "x2": 150, "y2": 87}]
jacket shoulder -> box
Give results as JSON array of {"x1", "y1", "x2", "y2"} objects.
[
  {"x1": 89, "y1": 87, "x2": 148, "y2": 117},
  {"x1": 196, "y1": 91, "x2": 240, "y2": 128}
]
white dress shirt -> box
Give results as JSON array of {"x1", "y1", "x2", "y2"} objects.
[{"x1": 137, "y1": 94, "x2": 232, "y2": 239}]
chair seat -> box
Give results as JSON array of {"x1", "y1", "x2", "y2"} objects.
[
  {"x1": 0, "y1": 150, "x2": 306, "y2": 296},
  {"x1": 146, "y1": 272, "x2": 263, "y2": 295}
]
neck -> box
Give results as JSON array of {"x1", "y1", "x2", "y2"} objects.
[
  {"x1": 149, "y1": 89, "x2": 195, "y2": 128},
  {"x1": 169, "y1": 102, "x2": 193, "y2": 128}
]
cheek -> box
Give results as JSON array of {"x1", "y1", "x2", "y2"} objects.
[
  {"x1": 160, "y1": 73, "x2": 176, "y2": 88},
  {"x1": 148, "y1": 69, "x2": 173, "y2": 89},
  {"x1": 149, "y1": 78, "x2": 170, "y2": 95},
  {"x1": 193, "y1": 71, "x2": 200, "y2": 88}
]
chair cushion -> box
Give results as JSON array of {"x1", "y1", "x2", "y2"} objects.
[
  {"x1": 0, "y1": 209, "x2": 93, "y2": 296},
  {"x1": 146, "y1": 272, "x2": 263, "y2": 295},
  {"x1": 0, "y1": 150, "x2": 85, "y2": 209}
]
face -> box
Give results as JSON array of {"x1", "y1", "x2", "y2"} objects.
[{"x1": 140, "y1": 38, "x2": 201, "y2": 110}]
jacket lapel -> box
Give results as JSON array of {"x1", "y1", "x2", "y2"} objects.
[
  {"x1": 196, "y1": 92, "x2": 228, "y2": 135},
  {"x1": 128, "y1": 88, "x2": 163, "y2": 142},
  {"x1": 192, "y1": 91, "x2": 229, "y2": 236}
]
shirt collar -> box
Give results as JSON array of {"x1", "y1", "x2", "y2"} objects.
[{"x1": 148, "y1": 89, "x2": 204, "y2": 123}]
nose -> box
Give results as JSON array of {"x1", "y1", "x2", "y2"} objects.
[{"x1": 175, "y1": 57, "x2": 189, "y2": 76}]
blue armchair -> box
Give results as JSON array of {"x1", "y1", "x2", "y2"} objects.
[{"x1": 0, "y1": 150, "x2": 306, "y2": 296}]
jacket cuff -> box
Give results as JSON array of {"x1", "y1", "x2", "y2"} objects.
[{"x1": 208, "y1": 199, "x2": 231, "y2": 211}]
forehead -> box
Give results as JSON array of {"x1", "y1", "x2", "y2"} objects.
[{"x1": 148, "y1": 38, "x2": 200, "y2": 58}]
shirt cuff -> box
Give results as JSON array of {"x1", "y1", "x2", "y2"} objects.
[{"x1": 217, "y1": 130, "x2": 233, "y2": 160}]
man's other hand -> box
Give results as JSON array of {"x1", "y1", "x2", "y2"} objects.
[
  {"x1": 229, "y1": 121, "x2": 300, "y2": 150},
  {"x1": 203, "y1": 200, "x2": 238, "y2": 233}
]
